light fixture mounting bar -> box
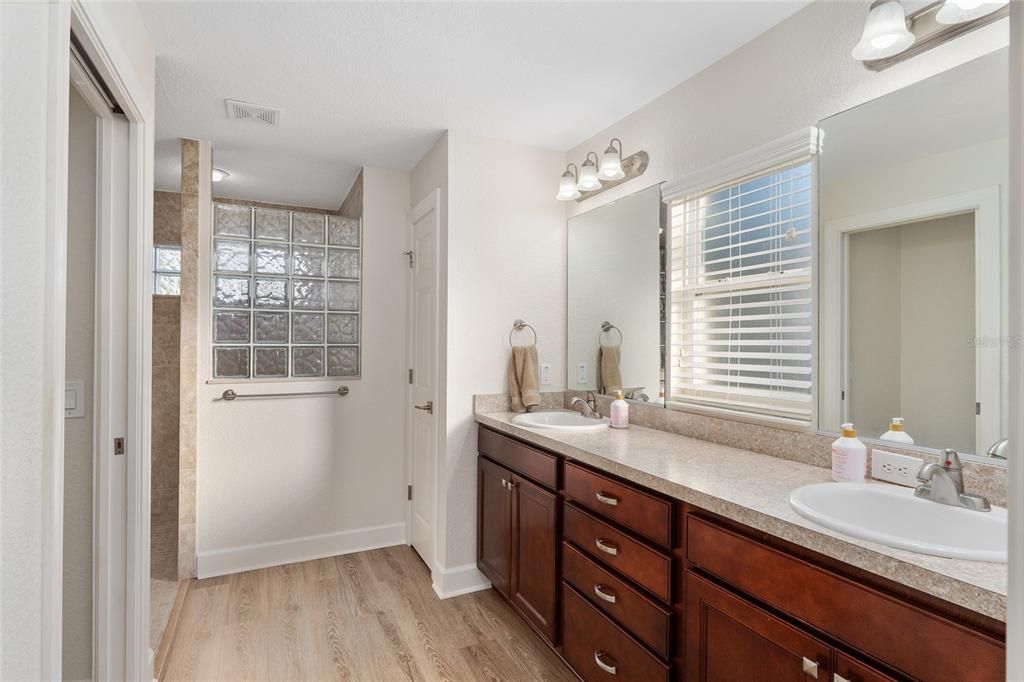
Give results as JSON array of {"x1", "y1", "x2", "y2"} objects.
[
  {"x1": 576, "y1": 150, "x2": 649, "y2": 202},
  {"x1": 863, "y1": 0, "x2": 1008, "y2": 72}
]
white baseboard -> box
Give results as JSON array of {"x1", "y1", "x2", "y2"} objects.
[
  {"x1": 432, "y1": 562, "x2": 491, "y2": 599},
  {"x1": 197, "y1": 523, "x2": 407, "y2": 578}
]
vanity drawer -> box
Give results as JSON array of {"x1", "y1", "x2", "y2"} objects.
[
  {"x1": 564, "y1": 461, "x2": 673, "y2": 548},
  {"x1": 564, "y1": 503, "x2": 672, "y2": 603},
  {"x1": 562, "y1": 541, "x2": 672, "y2": 659},
  {"x1": 686, "y1": 514, "x2": 1005, "y2": 682},
  {"x1": 478, "y1": 427, "x2": 558, "y2": 489},
  {"x1": 562, "y1": 584, "x2": 671, "y2": 682}
]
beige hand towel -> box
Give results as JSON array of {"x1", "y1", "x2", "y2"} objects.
[
  {"x1": 509, "y1": 345, "x2": 541, "y2": 413},
  {"x1": 599, "y1": 345, "x2": 623, "y2": 394}
]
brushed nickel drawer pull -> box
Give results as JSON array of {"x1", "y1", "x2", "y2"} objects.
[
  {"x1": 594, "y1": 650, "x2": 618, "y2": 675},
  {"x1": 833, "y1": 675, "x2": 850, "y2": 682},
  {"x1": 595, "y1": 491, "x2": 620, "y2": 506},
  {"x1": 802, "y1": 657, "x2": 819, "y2": 679},
  {"x1": 595, "y1": 538, "x2": 619, "y2": 556},
  {"x1": 593, "y1": 583, "x2": 617, "y2": 604}
]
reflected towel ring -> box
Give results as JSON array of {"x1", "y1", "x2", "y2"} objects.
[
  {"x1": 509, "y1": 319, "x2": 538, "y2": 347},
  {"x1": 599, "y1": 321, "x2": 622, "y2": 347}
]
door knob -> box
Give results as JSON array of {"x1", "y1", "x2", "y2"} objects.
[{"x1": 414, "y1": 400, "x2": 433, "y2": 415}]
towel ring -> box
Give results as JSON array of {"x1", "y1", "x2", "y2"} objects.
[
  {"x1": 599, "y1": 321, "x2": 622, "y2": 347},
  {"x1": 509, "y1": 319, "x2": 537, "y2": 347}
]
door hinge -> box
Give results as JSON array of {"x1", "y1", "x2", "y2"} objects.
[
  {"x1": 402, "y1": 250, "x2": 415, "y2": 268},
  {"x1": 407, "y1": 485, "x2": 413, "y2": 501},
  {"x1": 114, "y1": 437, "x2": 125, "y2": 456},
  {"x1": 408, "y1": 368, "x2": 414, "y2": 384},
  {"x1": 976, "y1": 402, "x2": 982, "y2": 415}
]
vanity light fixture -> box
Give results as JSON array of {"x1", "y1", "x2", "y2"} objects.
[
  {"x1": 597, "y1": 138, "x2": 626, "y2": 182},
  {"x1": 852, "y1": 0, "x2": 915, "y2": 61},
  {"x1": 935, "y1": 0, "x2": 1007, "y2": 24},
  {"x1": 855, "y1": 0, "x2": 1008, "y2": 71},
  {"x1": 576, "y1": 152, "x2": 603, "y2": 192},
  {"x1": 556, "y1": 163, "x2": 582, "y2": 201},
  {"x1": 557, "y1": 139, "x2": 649, "y2": 202},
  {"x1": 212, "y1": 168, "x2": 230, "y2": 183}
]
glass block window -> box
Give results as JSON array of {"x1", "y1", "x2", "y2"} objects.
[
  {"x1": 154, "y1": 245, "x2": 182, "y2": 295},
  {"x1": 211, "y1": 204, "x2": 362, "y2": 379}
]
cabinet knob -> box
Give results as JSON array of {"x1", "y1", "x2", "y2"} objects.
[
  {"x1": 595, "y1": 491, "x2": 620, "y2": 506},
  {"x1": 595, "y1": 538, "x2": 619, "y2": 556},
  {"x1": 593, "y1": 583, "x2": 618, "y2": 604},
  {"x1": 593, "y1": 650, "x2": 618, "y2": 675},
  {"x1": 802, "y1": 657, "x2": 820, "y2": 679}
]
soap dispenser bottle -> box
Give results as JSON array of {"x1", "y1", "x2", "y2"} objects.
[
  {"x1": 831, "y1": 423, "x2": 867, "y2": 482},
  {"x1": 880, "y1": 417, "x2": 915, "y2": 445},
  {"x1": 610, "y1": 390, "x2": 629, "y2": 429}
]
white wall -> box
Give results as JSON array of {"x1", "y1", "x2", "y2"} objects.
[
  {"x1": 566, "y1": 1, "x2": 1006, "y2": 221},
  {"x1": 0, "y1": 3, "x2": 154, "y2": 678},
  {"x1": 440, "y1": 132, "x2": 567, "y2": 580},
  {"x1": 567, "y1": 186, "x2": 661, "y2": 396},
  {"x1": 195, "y1": 167, "x2": 410, "y2": 576},
  {"x1": 63, "y1": 85, "x2": 97, "y2": 682}
]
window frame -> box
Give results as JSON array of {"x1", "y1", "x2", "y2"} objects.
[{"x1": 662, "y1": 127, "x2": 823, "y2": 429}]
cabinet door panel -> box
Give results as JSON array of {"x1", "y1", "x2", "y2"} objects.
[
  {"x1": 510, "y1": 474, "x2": 558, "y2": 643},
  {"x1": 477, "y1": 456, "x2": 512, "y2": 596},
  {"x1": 686, "y1": 571, "x2": 832, "y2": 682}
]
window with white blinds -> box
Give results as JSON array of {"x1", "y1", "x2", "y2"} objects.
[{"x1": 668, "y1": 159, "x2": 813, "y2": 422}]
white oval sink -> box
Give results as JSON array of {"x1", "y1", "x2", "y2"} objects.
[
  {"x1": 789, "y1": 482, "x2": 1007, "y2": 562},
  {"x1": 511, "y1": 411, "x2": 609, "y2": 433}
]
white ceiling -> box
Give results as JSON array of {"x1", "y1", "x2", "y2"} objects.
[{"x1": 141, "y1": 1, "x2": 810, "y2": 208}]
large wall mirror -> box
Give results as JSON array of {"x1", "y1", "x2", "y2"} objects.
[
  {"x1": 818, "y1": 48, "x2": 1008, "y2": 461},
  {"x1": 567, "y1": 185, "x2": 665, "y2": 403}
]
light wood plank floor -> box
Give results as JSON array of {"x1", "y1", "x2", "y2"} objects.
[{"x1": 161, "y1": 545, "x2": 576, "y2": 681}]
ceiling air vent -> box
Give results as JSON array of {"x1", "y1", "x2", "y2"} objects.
[{"x1": 225, "y1": 99, "x2": 280, "y2": 127}]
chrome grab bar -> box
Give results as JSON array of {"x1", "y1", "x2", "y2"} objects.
[{"x1": 221, "y1": 385, "x2": 350, "y2": 401}]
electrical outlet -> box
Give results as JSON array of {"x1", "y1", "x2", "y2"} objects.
[
  {"x1": 576, "y1": 362, "x2": 588, "y2": 385},
  {"x1": 871, "y1": 449, "x2": 923, "y2": 487},
  {"x1": 540, "y1": 363, "x2": 551, "y2": 386}
]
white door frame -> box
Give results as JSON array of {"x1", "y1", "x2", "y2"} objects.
[
  {"x1": 43, "y1": 3, "x2": 154, "y2": 679},
  {"x1": 820, "y1": 187, "x2": 1002, "y2": 456},
  {"x1": 405, "y1": 189, "x2": 442, "y2": 576}
]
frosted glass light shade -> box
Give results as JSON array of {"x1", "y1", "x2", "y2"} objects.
[
  {"x1": 935, "y1": 0, "x2": 1006, "y2": 24},
  {"x1": 556, "y1": 171, "x2": 581, "y2": 201},
  {"x1": 576, "y1": 160, "x2": 602, "y2": 192},
  {"x1": 598, "y1": 144, "x2": 625, "y2": 181},
  {"x1": 212, "y1": 168, "x2": 230, "y2": 182},
  {"x1": 852, "y1": 0, "x2": 915, "y2": 61}
]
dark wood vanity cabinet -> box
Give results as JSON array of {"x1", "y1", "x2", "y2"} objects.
[
  {"x1": 477, "y1": 434, "x2": 559, "y2": 644},
  {"x1": 476, "y1": 426, "x2": 1006, "y2": 682}
]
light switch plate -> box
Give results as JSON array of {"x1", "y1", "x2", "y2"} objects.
[
  {"x1": 65, "y1": 380, "x2": 85, "y2": 418},
  {"x1": 540, "y1": 363, "x2": 551, "y2": 386},
  {"x1": 871, "y1": 449, "x2": 923, "y2": 487},
  {"x1": 576, "y1": 362, "x2": 587, "y2": 385}
]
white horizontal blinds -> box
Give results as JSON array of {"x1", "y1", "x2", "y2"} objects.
[{"x1": 669, "y1": 159, "x2": 814, "y2": 421}]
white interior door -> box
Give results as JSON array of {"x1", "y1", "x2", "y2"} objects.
[{"x1": 408, "y1": 190, "x2": 440, "y2": 570}]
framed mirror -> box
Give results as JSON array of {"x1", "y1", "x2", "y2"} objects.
[
  {"x1": 566, "y1": 185, "x2": 665, "y2": 403},
  {"x1": 817, "y1": 48, "x2": 1008, "y2": 462}
]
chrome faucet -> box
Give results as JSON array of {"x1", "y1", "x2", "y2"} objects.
[
  {"x1": 986, "y1": 438, "x2": 1009, "y2": 460},
  {"x1": 915, "y1": 449, "x2": 991, "y2": 512},
  {"x1": 569, "y1": 391, "x2": 601, "y2": 419}
]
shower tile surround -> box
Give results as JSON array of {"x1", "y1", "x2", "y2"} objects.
[
  {"x1": 211, "y1": 201, "x2": 362, "y2": 379},
  {"x1": 474, "y1": 392, "x2": 1008, "y2": 620}
]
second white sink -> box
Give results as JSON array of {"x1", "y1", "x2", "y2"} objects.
[
  {"x1": 789, "y1": 482, "x2": 1007, "y2": 562},
  {"x1": 511, "y1": 410, "x2": 609, "y2": 433}
]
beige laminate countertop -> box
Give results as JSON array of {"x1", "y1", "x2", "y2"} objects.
[{"x1": 474, "y1": 410, "x2": 1007, "y2": 622}]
